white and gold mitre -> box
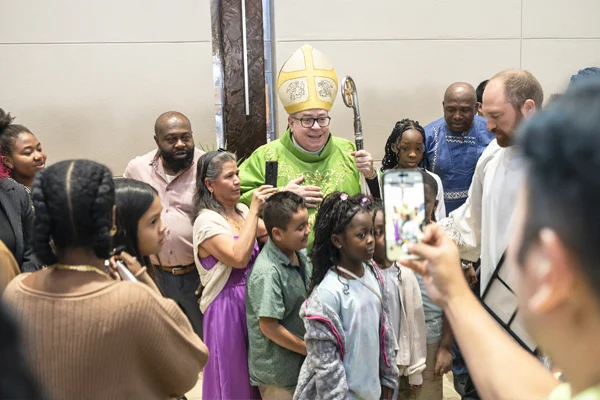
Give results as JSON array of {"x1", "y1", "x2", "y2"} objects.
[{"x1": 277, "y1": 44, "x2": 338, "y2": 115}]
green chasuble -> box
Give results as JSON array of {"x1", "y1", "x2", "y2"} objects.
[{"x1": 239, "y1": 129, "x2": 362, "y2": 247}]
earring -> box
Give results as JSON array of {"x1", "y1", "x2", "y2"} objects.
[{"x1": 110, "y1": 225, "x2": 117, "y2": 236}]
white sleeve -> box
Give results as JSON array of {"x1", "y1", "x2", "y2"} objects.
[
  {"x1": 438, "y1": 141, "x2": 501, "y2": 262},
  {"x1": 432, "y1": 173, "x2": 446, "y2": 221}
]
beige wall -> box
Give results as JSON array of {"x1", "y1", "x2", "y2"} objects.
[
  {"x1": 1, "y1": 1, "x2": 599, "y2": 173},
  {"x1": 274, "y1": 0, "x2": 600, "y2": 161},
  {"x1": 0, "y1": 0, "x2": 215, "y2": 175}
]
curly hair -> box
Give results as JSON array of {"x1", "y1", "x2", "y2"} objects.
[
  {"x1": 31, "y1": 160, "x2": 115, "y2": 265},
  {"x1": 308, "y1": 192, "x2": 372, "y2": 296},
  {"x1": 381, "y1": 118, "x2": 427, "y2": 171}
]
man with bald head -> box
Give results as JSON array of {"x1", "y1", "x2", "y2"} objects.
[
  {"x1": 123, "y1": 111, "x2": 204, "y2": 339},
  {"x1": 424, "y1": 83, "x2": 495, "y2": 214}
]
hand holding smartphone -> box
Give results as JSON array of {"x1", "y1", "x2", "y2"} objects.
[{"x1": 382, "y1": 170, "x2": 426, "y2": 261}]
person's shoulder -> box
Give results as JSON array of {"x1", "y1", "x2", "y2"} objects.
[
  {"x1": 424, "y1": 116, "x2": 445, "y2": 133},
  {"x1": 330, "y1": 136, "x2": 356, "y2": 152},
  {"x1": 0, "y1": 179, "x2": 29, "y2": 207},
  {"x1": 193, "y1": 208, "x2": 224, "y2": 227},
  {"x1": 111, "y1": 281, "x2": 176, "y2": 312},
  {"x1": 479, "y1": 139, "x2": 501, "y2": 160},
  {"x1": 124, "y1": 149, "x2": 157, "y2": 174},
  {"x1": 244, "y1": 139, "x2": 282, "y2": 160},
  {"x1": 473, "y1": 116, "x2": 495, "y2": 138},
  {"x1": 0, "y1": 178, "x2": 26, "y2": 196},
  {"x1": 425, "y1": 169, "x2": 442, "y2": 182},
  {"x1": 249, "y1": 253, "x2": 280, "y2": 280}
]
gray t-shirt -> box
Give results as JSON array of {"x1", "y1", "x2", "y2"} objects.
[{"x1": 317, "y1": 266, "x2": 382, "y2": 400}]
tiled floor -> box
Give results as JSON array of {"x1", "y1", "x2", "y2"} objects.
[{"x1": 186, "y1": 372, "x2": 461, "y2": 399}]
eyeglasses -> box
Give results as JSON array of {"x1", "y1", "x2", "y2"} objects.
[{"x1": 290, "y1": 116, "x2": 331, "y2": 128}]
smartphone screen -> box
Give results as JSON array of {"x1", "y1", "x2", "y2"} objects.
[
  {"x1": 382, "y1": 170, "x2": 426, "y2": 261},
  {"x1": 265, "y1": 161, "x2": 278, "y2": 187}
]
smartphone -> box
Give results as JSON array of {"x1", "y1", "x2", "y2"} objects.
[
  {"x1": 382, "y1": 170, "x2": 426, "y2": 261},
  {"x1": 265, "y1": 161, "x2": 278, "y2": 187}
]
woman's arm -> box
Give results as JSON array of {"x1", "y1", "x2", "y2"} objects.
[{"x1": 200, "y1": 207, "x2": 260, "y2": 269}]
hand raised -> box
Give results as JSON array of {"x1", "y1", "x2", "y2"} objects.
[{"x1": 283, "y1": 176, "x2": 323, "y2": 208}]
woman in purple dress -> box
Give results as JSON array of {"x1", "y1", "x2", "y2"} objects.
[{"x1": 192, "y1": 150, "x2": 278, "y2": 400}]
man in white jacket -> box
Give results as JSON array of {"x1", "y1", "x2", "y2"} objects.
[{"x1": 440, "y1": 69, "x2": 543, "y2": 294}]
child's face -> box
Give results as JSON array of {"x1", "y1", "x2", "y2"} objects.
[
  {"x1": 372, "y1": 210, "x2": 386, "y2": 263},
  {"x1": 395, "y1": 129, "x2": 424, "y2": 169},
  {"x1": 273, "y1": 207, "x2": 310, "y2": 252},
  {"x1": 424, "y1": 184, "x2": 436, "y2": 223},
  {"x1": 333, "y1": 210, "x2": 375, "y2": 263}
]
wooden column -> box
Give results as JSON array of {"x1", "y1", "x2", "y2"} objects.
[{"x1": 211, "y1": 0, "x2": 267, "y2": 160}]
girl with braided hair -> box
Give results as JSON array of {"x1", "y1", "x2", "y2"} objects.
[
  {"x1": 381, "y1": 118, "x2": 446, "y2": 221},
  {"x1": 3, "y1": 159, "x2": 208, "y2": 399},
  {"x1": 294, "y1": 192, "x2": 399, "y2": 400}
]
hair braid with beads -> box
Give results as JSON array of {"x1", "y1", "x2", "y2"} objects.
[
  {"x1": 31, "y1": 160, "x2": 115, "y2": 265},
  {"x1": 308, "y1": 192, "x2": 374, "y2": 296},
  {"x1": 381, "y1": 118, "x2": 428, "y2": 171}
]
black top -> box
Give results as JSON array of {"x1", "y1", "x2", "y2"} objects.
[
  {"x1": 0, "y1": 205, "x2": 16, "y2": 256},
  {"x1": 0, "y1": 178, "x2": 39, "y2": 272}
]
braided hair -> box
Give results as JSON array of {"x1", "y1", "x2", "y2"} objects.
[
  {"x1": 308, "y1": 192, "x2": 373, "y2": 296},
  {"x1": 31, "y1": 160, "x2": 115, "y2": 265},
  {"x1": 381, "y1": 118, "x2": 428, "y2": 171}
]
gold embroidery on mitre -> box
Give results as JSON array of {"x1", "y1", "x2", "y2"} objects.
[{"x1": 277, "y1": 44, "x2": 338, "y2": 115}]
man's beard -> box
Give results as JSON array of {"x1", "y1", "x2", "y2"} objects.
[
  {"x1": 495, "y1": 111, "x2": 524, "y2": 148},
  {"x1": 160, "y1": 147, "x2": 194, "y2": 173}
]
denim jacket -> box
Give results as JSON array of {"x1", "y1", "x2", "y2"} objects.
[{"x1": 293, "y1": 263, "x2": 399, "y2": 399}]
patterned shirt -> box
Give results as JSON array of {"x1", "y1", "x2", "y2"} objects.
[
  {"x1": 424, "y1": 116, "x2": 495, "y2": 214},
  {"x1": 246, "y1": 239, "x2": 312, "y2": 389}
]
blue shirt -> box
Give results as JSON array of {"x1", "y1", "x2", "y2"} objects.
[
  {"x1": 318, "y1": 267, "x2": 382, "y2": 400},
  {"x1": 424, "y1": 116, "x2": 495, "y2": 214},
  {"x1": 416, "y1": 274, "x2": 443, "y2": 344}
]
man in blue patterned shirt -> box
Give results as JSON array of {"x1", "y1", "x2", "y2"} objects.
[{"x1": 424, "y1": 82, "x2": 495, "y2": 214}]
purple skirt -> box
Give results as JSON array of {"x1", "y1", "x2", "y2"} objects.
[{"x1": 201, "y1": 243, "x2": 261, "y2": 400}]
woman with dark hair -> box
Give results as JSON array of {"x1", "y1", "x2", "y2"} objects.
[
  {"x1": 3, "y1": 159, "x2": 208, "y2": 399},
  {"x1": 114, "y1": 178, "x2": 166, "y2": 280},
  {"x1": 0, "y1": 108, "x2": 47, "y2": 195},
  {"x1": 0, "y1": 110, "x2": 39, "y2": 272},
  {"x1": 192, "y1": 150, "x2": 277, "y2": 399}
]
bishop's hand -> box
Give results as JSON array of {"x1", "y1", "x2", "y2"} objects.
[{"x1": 283, "y1": 176, "x2": 323, "y2": 208}]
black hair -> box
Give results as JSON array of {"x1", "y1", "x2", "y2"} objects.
[
  {"x1": 308, "y1": 192, "x2": 372, "y2": 295},
  {"x1": 113, "y1": 178, "x2": 159, "y2": 278},
  {"x1": 517, "y1": 79, "x2": 600, "y2": 299},
  {"x1": 263, "y1": 191, "x2": 306, "y2": 240},
  {"x1": 362, "y1": 198, "x2": 403, "y2": 283},
  {"x1": 0, "y1": 109, "x2": 32, "y2": 160},
  {"x1": 31, "y1": 160, "x2": 114, "y2": 265},
  {"x1": 476, "y1": 79, "x2": 489, "y2": 104},
  {"x1": 382, "y1": 118, "x2": 427, "y2": 171},
  {"x1": 192, "y1": 150, "x2": 240, "y2": 220}
]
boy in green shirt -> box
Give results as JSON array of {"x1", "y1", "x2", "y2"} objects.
[{"x1": 246, "y1": 192, "x2": 312, "y2": 400}]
